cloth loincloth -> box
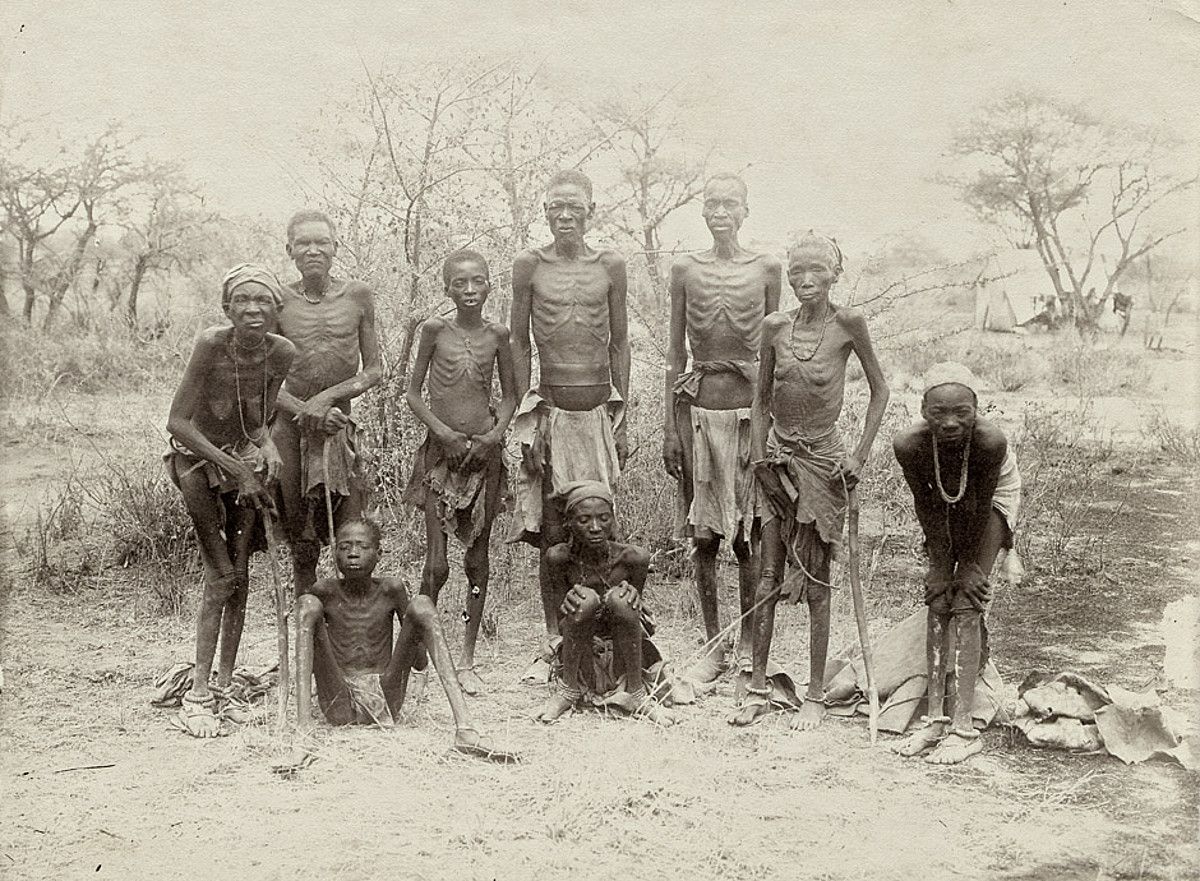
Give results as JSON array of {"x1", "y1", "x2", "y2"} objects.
[
  {"x1": 674, "y1": 406, "x2": 757, "y2": 542},
  {"x1": 508, "y1": 388, "x2": 624, "y2": 544},
  {"x1": 672, "y1": 359, "x2": 757, "y2": 403},
  {"x1": 343, "y1": 671, "x2": 395, "y2": 728},
  {"x1": 759, "y1": 426, "x2": 847, "y2": 583},
  {"x1": 163, "y1": 437, "x2": 267, "y2": 560},
  {"x1": 403, "y1": 431, "x2": 506, "y2": 547},
  {"x1": 291, "y1": 420, "x2": 364, "y2": 545}
]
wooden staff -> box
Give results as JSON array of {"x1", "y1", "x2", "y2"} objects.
[
  {"x1": 262, "y1": 512, "x2": 290, "y2": 729},
  {"x1": 322, "y1": 435, "x2": 339, "y2": 573},
  {"x1": 847, "y1": 487, "x2": 880, "y2": 743}
]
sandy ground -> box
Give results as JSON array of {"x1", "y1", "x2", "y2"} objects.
[{"x1": 2, "y1": 353, "x2": 1198, "y2": 881}]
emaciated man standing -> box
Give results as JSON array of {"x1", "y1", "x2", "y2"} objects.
[
  {"x1": 273, "y1": 210, "x2": 382, "y2": 592},
  {"x1": 509, "y1": 170, "x2": 631, "y2": 655},
  {"x1": 664, "y1": 173, "x2": 781, "y2": 683}
]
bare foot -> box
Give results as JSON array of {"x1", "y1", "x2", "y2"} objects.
[
  {"x1": 789, "y1": 696, "x2": 826, "y2": 731},
  {"x1": 457, "y1": 666, "x2": 485, "y2": 696},
  {"x1": 535, "y1": 693, "x2": 575, "y2": 723},
  {"x1": 175, "y1": 691, "x2": 221, "y2": 738},
  {"x1": 683, "y1": 648, "x2": 728, "y2": 685},
  {"x1": 924, "y1": 729, "x2": 983, "y2": 765},
  {"x1": 727, "y1": 694, "x2": 772, "y2": 727},
  {"x1": 633, "y1": 699, "x2": 676, "y2": 727},
  {"x1": 408, "y1": 668, "x2": 429, "y2": 704},
  {"x1": 453, "y1": 727, "x2": 521, "y2": 764},
  {"x1": 891, "y1": 719, "x2": 948, "y2": 757}
]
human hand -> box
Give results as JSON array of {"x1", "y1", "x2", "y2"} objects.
[
  {"x1": 956, "y1": 563, "x2": 992, "y2": 611},
  {"x1": 608, "y1": 580, "x2": 641, "y2": 611},
  {"x1": 298, "y1": 393, "x2": 334, "y2": 434},
  {"x1": 463, "y1": 431, "x2": 500, "y2": 472},
  {"x1": 830, "y1": 453, "x2": 864, "y2": 492},
  {"x1": 560, "y1": 585, "x2": 601, "y2": 622},
  {"x1": 322, "y1": 406, "x2": 349, "y2": 436},
  {"x1": 923, "y1": 567, "x2": 953, "y2": 605},
  {"x1": 662, "y1": 432, "x2": 684, "y2": 480},
  {"x1": 236, "y1": 467, "x2": 276, "y2": 515},
  {"x1": 522, "y1": 433, "x2": 547, "y2": 475},
  {"x1": 255, "y1": 438, "x2": 283, "y2": 485},
  {"x1": 440, "y1": 430, "x2": 472, "y2": 470}
]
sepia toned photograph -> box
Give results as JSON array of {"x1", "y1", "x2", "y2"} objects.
[{"x1": 1, "y1": 2, "x2": 1196, "y2": 879}]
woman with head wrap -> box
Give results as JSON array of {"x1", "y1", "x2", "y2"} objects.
[
  {"x1": 729, "y1": 231, "x2": 891, "y2": 731},
  {"x1": 534, "y1": 481, "x2": 676, "y2": 725},
  {"x1": 889, "y1": 361, "x2": 1022, "y2": 764},
  {"x1": 163, "y1": 263, "x2": 296, "y2": 737}
]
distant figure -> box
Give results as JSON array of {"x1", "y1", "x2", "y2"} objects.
[
  {"x1": 1112, "y1": 290, "x2": 1133, "y2": 338},
  {"x1": 891, "y1": 363, "x2": 1022, "y2": 765}
]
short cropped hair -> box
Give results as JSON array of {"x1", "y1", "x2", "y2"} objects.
[
  {"x1": 286, "y1": 209, "x2": 337, "y2": 243},
  {"x1": 545, "y1": 169, "x2": 594, "y2": 202},
  {"x1": 705, "y1": 172, "x2": 749, "y2": 201},
  {"x1": 335, "y1": 518, "x2": 382, "y2": 548},
  {"x1": 442, "y1": 249, "x2": 491, "y2": 286}
]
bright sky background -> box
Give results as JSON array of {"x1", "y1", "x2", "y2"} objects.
[{"x1": 2, "y1": 0, "x2": 1197, "y2": 261}]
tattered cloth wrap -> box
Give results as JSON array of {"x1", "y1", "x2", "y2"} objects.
[
  {"x1": 507, "y1": 387, "x2": 624, "y2": 544},
  {"x1": 221, "y1": 263, "x2": 284, "y2": 309},
  {"x1": 294, "y1": 421, "x2": 363, "y2": 545},
  {"x1": 759, "y1": 425, "x2": 847, "y2": 580},
  {"x1": 672, "y1": 359, "x2": 757, "y2": 404},
  {"x1": 1010, "y1": 671, "x2": 1195, "y2": 769},
  {"x1": 344, "y1": 672, "x2": 395, "y2": 728},
  {"x1": 403, "y1": 431, "x2": 507, "y2": 547},
  {"x1": 822, "y1": 608, "x2": 1008, "y2": 732},
  {"x1": 674, "y1": 406, "x2": 757, "y2": 543},
  {"x1": 163, "y1": 437, "x2": 268, "y2": 563}
]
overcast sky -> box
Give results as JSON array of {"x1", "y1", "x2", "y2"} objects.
[{"x1": 2, "y1": 0, "x2": 1197, "y2": 260}]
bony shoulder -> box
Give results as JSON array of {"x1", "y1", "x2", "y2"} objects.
[
  {"x1": 487, "y1": 321, "x2": 512, "y2": 341},
  {"x1": 268, "y1": 333, "x2": 297, "y2": 357},
  {"x1": 599, "y1": 249, "x2": 627, "y2": 271},
  {"x1": 422, "y1": 315, "x2": 448, "y2": 335},
  {"x1": 545, "y1": 542, "x2": 572, "y2": 566},
  {"x1": 617, "y1": 543, "x2": 651, "y2": 568},
  {"x1": 835, "y1": 305, "x2": 866, "y2": 329},
  {"x1": 973, "y1": 420, "x2": 1009, "y2": 457},
  {"x1": 344, "y1": 279, "x2": 375, "y2": 300},
  {"x1": 763, "y1": 310, "x2": 791, "y2": 332},
  {"x1": 196, "y1": 325, "x2": 230, "y2": 348},
  {"x1": 893, "y1": 422, "x2": 930, "y2": 459}
]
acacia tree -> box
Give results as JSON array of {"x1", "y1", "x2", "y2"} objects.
[
  {"x1": 591, "y1": 88, "x2": 713, "y2": 310},
  {"x1": 116, "y1": 162, "x2": 217, "y2": 325},
  {"x1": 943, "y1": 90, "x2": 1196, "y2": 334}
]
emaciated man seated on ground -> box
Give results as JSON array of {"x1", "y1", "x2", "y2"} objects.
[
  {"x1": 890, "y1": 362, "x2": 1022, "y2": 765},
  {"x1": 663, "y1": 172, "x2": 781, "y2": 683},
  {"x1": 165, "y1": 264, "x2": 296, "y2": 737},
  {"x1": 534, "y1": 482, "x2": 675, "y2": 726},
  {"x1": 404, "y1": 249, "x2": 517, "y2": 695},
  {"x1": 509, "y1": 170, "x2": 631, "y2": 669},
  {"x1": 295, "y1": 520, "x2": 520, "y2": 763},
  {"x1": 730, "y1": 232, "x2": 890, "y2": 731},
  {"x1": 273, "y1": 210, "x2": 382, "y2": 592}
]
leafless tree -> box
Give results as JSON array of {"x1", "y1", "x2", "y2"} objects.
[{"x1": 942, "y1": 90, "x2": 1196, "y2": 334}]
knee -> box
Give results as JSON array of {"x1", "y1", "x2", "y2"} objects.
[
  {"x1": 406, "y1": 595, "x2": 438, "y2": 626},
  {"x1": 424, "y1": 558, "x2": 451, "y2": 590},
  {"x1": 203, "y1": 573, "x2": 238, "y2": 604},
  {"x1": 806, "y1": 585, "x2": 830, "y2": 611},
  {"x1": 296, "y1": 594, "x2": 325, "y2": 629},
  {"x1": 952, "y1": 608, "x2": 982, "y2": 629},
  {"x1": 694, "y1": 537, "x2": 719, "y2": 562},
  {"x1": 563, "y1": 588, "x2": 601, "y2": 627},
  {"x1": 602, "y1": 591, "x2": 639, "y2": 626},
  {"x1": 754, "y1": 579, "x2": 778, "y2": 606}
]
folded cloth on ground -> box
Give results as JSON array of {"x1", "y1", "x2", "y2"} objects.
[{"x1": 1011, "y1": 671, "x2": 1195, "y2": 769}]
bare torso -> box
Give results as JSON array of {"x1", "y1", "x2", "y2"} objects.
[
  {"x1": 528, "y1": 247, "x2": 612, "y2": 411},
  {"x1": 307, "y1": 577, "x2": 408, "y2": 674},
  {"x1": 186, "y1": 329, "x2": 290, "y2": 449},
  {"x1": 768, "y1": 306, "x2": 855, "y2": 438},
  {"x1": 680, "y1": 252, "x2": 777, "y2": 410},
  {"x1": 547, "y1": 540, "x2": 649, "y2": 595},
  {"x1": 277, "y1": 279, "x2": 369, "y2": 413},
  {"x1": 426, "y1": 318, "x2": 502, "y2": 436}
]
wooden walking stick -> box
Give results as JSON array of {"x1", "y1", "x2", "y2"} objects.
[
  {"x1": 262, "y1": 511, "x2": 290, "y2": 729},
  {"x1": 322, "y1": 436, "x2": 339, "y2": 574},
  {"x1": 847, "y1": 487, "x2": 880, "y2": 743}
]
